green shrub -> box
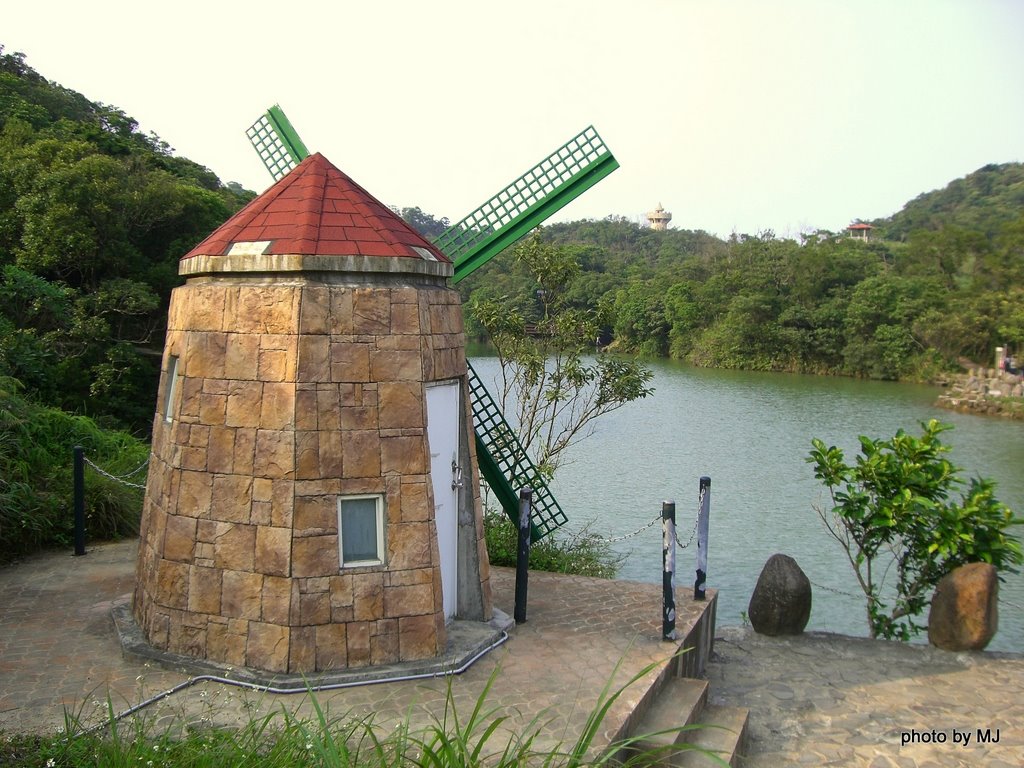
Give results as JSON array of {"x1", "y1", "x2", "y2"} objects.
[
  {"x1": 0, "y1": 376, "x2": 148, "y2": 561},
  {"x1": 808, "y1": 419, "x2": 1023, "y2": 640},
  {"x1": 483, "y1": 508, "x2": 623, "y2": 579}
]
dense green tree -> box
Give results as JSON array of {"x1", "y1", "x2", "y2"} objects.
[
  {"x1": 611, "y1": 281, "x2": 669, "y2": 356},
  {"x1": 0, "y1": 46, "x2": 252, "y2": 432},
  {"x1": 398, "y1": 206, "x2": 450, "y2": 239},
  {"x1": 841, "y1": 274, "x2": 944, "y2": 380},
  {"x1": 809, "y1": 420, "x2": 1023, "y2": 640},
  {"x1": 997, "y1": 288, "x2": 1024, "y2": 352}
]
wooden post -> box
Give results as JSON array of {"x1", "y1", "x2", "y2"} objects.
[{"x1": 662, "y1": 500, "x2": 677, "y2": 641}]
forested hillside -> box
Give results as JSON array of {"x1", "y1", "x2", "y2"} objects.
[
  {"x1": 0, "y1": 45, "x2": 253, "y2": 433},
  {"x1": 878, "y1": 162, "x2": 1024, "y2": 241},
  {"x1": 2, "y1": 41, "x2": 1023, "y2": 444},
  {"x1": 460, "y1": 165, "x2": 1024, "y2": 381},
  {"x1": 0, "y1": 44, "x2": 1021, "y2": 559}
]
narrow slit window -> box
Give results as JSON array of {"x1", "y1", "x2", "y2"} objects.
[
  {"x1": 163, "y1": 355, "x2": 179, "y2": 423},
  {"x1": 338, "y1": 495, "x2": 385, "y2": 567}
]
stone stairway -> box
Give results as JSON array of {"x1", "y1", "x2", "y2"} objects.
[
  {"x1": 616, "y1": 676, "x2": 749, "y2": 767},
  {"x1": 607, "y1": 596, "x2": 749, "y2": 767}
]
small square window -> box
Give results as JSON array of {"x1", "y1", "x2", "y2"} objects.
[
  {"x1": 338, "y1": 495, "x2": 385, "y2": 567},
  {"x1": 163, "y1": 355, "x2": 179, "y2": 424}
]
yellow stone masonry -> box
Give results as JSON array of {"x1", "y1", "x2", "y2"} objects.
[{"x1": 134, "y1": 278, "x2": 491, "y2": 674}]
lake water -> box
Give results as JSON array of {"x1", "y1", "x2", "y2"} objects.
[{"x1": 470, "y1": 356, "x2": 1024, "y2": 653}]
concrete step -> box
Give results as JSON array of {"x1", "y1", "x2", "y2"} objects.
[
  {"x1": 675, "y1": 705, "x2": 749, "y2": 768},
  {"x1": 617, "y1": 684, "x2": 748, "y2": 768},
  {"x1": 638, "y1": 676, "x2": 709, "y2": 736},
  {"x1": 614, "y1": 676, "x2": 709, "y2": 765}
]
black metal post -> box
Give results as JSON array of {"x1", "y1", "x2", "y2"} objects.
[
  {"x1": 694, "y1": 476, "x2": 711, "y2": 600},
  {"x1": 662, "y1": 500, "x2": 677, "y2": 641},
  {"x1": 73, "y1": 446, "x2": 86, "y2": 556},
  {"x1": 514, "y1": 488, "x2": 533, "y2": 624}
]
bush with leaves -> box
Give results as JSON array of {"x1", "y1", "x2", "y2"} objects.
[
  {"x1": 483, "y1": 508, "x2": 622, "y2": 579},
  {"x1": 0, "y1": 376, "x2": 148, "y2": 561},
  {"x1": 808, "y1": 419, "x2": 1022, "y2": 640}
]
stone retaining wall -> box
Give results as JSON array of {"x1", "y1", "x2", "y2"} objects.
[{"x1": 936, "y1": 367, "x2": 1024, "y2": 419}]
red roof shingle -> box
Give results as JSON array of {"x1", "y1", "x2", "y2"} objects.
[{"x1": 182, "y1": 153, "x2": 449, "y2": 262}]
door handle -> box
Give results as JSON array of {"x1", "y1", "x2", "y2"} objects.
[{"x1": 451, "y1": 456, "x2": 464, "y2": 490}]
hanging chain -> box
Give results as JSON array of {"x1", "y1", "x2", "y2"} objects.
[
  {"x1": 807, "y1": 581, "x2": 1024, "y2": 609},
  {"x1": 117, "y1": 458, "x2": 151, "y2": 479},
  {"x1": 677, "y1": 485, "x2": 705, "y2": 551},
  {"x1": 83, "y1": 455, "x2": 149, "y2": 491},
  {"x1": 602, "y1": 514, "x2": 662, "y2": 543},
  {"x1": 598, "y1": 485, "x2": 707, "y2": 546},
  {"x1": 808, "y1": 578, "x2": 862, "y2": 600}
]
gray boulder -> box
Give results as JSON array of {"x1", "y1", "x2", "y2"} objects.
[
  {"x1": 748, "y1": 554, "x2": 812, "y2": 636},
  {"x1": 928, "y1": 562, "x2": 999, "y2": 651}
]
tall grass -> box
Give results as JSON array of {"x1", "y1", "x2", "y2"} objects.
[
  {"x1": 0, "y1": 659, "x2": 728, "y2": 767},
  {"x1": 0, "y1": 376, "x2": 148, "y2": 561}
]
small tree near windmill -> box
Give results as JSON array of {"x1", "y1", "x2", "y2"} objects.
[
  {"x1": 807, "y1": 419, "x2": 1022, "y2": 641},
  {"x1": 471, "y1": 229, "x2": 654, "y2": 480}
]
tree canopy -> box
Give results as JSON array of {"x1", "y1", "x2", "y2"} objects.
[
  {"x1": 0, "y1": 45, "x2": 254, "y2": 433},
  {"x1": 460, "y1": 163, "x2": 1024, "y2": 382}
]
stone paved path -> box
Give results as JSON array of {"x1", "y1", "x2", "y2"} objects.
[
  {"x1": 0, "y1": 539, "x2": 698, "y2": 757},
  {"x1": 707, "y1": 626, "x2": 1024, "y2": 767},
  {"x1": 3, "y1": 539, "x2": 1023, "y2": 767}
]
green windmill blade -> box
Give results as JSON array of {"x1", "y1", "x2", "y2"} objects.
[
  {"x1": 246, "y1": 105, "x2": 310, "y2": 181},
  {"x1": 436, "y1": 125, "x2": 619, "y2": 284},
  {"x1": 433, "y1": 127, "x2": 618, "y2": 537},
  {"x1": 244, "y1": 109, "x2": 619, "y2": 539}
]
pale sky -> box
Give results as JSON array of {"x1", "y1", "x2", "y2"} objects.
[{"x1": 5, "y1": 0, "x2": 1024, "y2": 239}]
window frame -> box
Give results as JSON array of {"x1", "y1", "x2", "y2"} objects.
[
  {"x1": 163, "y1": 355, "x2": 179, "y2": 424},
  {"x1": 337, "y1": 494, "x2": 386, "y2": 568}
]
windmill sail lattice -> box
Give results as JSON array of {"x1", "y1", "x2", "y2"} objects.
[
  {"x1": 246, "y1": 105, "x2": 310, "y2": 181},
  {"x1": 245, "y1": 108, "x2": 618, "y2": 539},
  {"x1": 435, "y1": 126, "x2": 619, "y2": 284},
  {"x1": 467, "y1": 362, "x2": 568, "y2": 539}
]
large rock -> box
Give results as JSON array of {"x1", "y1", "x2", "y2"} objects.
[
  {"x1": 748, "y1": 554, "x2": 812, "y2": 636},
  {"x1": 928, "y1": 562, "x2": 999, "y2": 651}
]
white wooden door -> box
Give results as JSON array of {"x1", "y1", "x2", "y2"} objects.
[{"x1": 426, "y1": 381, "x2": 460, "y2": 621}]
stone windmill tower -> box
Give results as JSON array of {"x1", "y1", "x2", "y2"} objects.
[{"x1": 133, "y1": 153, "x2": 491, "y2": 674}]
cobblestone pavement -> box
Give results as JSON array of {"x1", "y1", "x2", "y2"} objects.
[
  {"x1": 0, "y1": 539, "x2": 696, "y2": 755},
  {"x1": 707, "y1": 626, "x2": 1024, "y2": 767},
  {"x1": 3, "y1": 540, "x2": 1023, "y2": 767}
]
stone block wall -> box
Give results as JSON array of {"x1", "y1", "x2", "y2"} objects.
[
  {"x1": 134, "y1": 277, "x2": 492, "y2": 673},
  {"x1": 936, "y1": 367, "x2": 1024, "y2": 420}
]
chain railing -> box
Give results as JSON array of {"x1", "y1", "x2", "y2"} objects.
[
  {"x1": 73, "y1": 447, "x2": 150, "y2": 555},
  {"x1": 601, "y1": 514, "x2": 661, "y2": 544},
  {"x1": 82, "y1": 455, "x2": 149, "y2": 491},
  {"x1": 807, "y1": 578, "x2": 863, "y2": 600},
  {"x1": 597, "y1": 484, "x2": 706, "y2": 547}
]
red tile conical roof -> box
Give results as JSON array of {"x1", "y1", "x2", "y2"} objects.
[{"x1": 182, "y1": 153, "x2": 449, "y2": 262}]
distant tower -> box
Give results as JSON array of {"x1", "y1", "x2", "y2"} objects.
[{"x1": 646, "y1": 203, "x2": 672, "y2": 231}]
